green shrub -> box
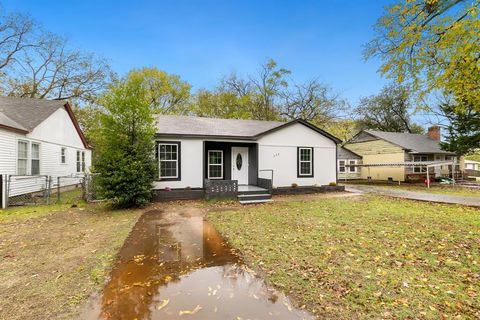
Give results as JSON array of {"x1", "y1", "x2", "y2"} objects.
[{"x1": 94, "y1": 71, "x2": 157, "y2": 208}]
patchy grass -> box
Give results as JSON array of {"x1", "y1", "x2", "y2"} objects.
[
  {"x1": 0, "y1": 188, "x2": 86, "y2": 222},
  {"x1": 207, "y1": 195, "x2": 480, "y2": 319},
  {"x1": 347, "y1": 181, "x2": 480, "y2": 197},
  {"x1": 0, "y1": 202, "x2": 142, "y2": 320}
]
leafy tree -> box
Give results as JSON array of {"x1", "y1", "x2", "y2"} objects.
[
  {"x1": 189, "y1": 89, "x2": 258, "y2": 119},
  {"x1": 0, "y1": 9, "x2": 112, "y2": 104},
  {"x1": 365, "y1": 0, "x2": 480, "y2": 111},
  {"x1": 355, "y1": 84, "x2": 424, "y2": 133},
  {"x1": 466, "y1": 150, "x2": 480, "y2": 162},
  {"x1": 127, "y1": 67, "x2": 191, "y2": 114},
  {"x1": 320, "y1": 119, "x2": 361, "y2": 144},
  {"x1": 94, "y1": 70, "x2": 157, "y2": 207},
  {"x1": 437, "y1": 98, "x2": 480, "y2": 155}
]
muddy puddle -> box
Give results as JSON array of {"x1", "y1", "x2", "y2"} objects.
[{"x1": 80, "y1": 206, "x2": 313, "y2": 320}]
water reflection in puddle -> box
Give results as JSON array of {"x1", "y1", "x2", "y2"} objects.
[{"x1": 81, "y1": 207, "x2": 313, "y2": 319}]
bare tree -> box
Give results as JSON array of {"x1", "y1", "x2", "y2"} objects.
[
  {"x1": 0, "y1": 12, "x2": 35, "y2": 72},
  {"x1": 0, "y1": 9, "x2": 112, "y2": 103},
  {"x1": 249, "y1": 59, "x2": 290, "y2": 120},
  {"x1": 280, "y1": 79, "x2": 347, "y2": 124}
]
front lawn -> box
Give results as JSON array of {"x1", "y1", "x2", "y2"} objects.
[
  {"x1": 0, "y1": 201, "x2": 142, "y2": 320},
  {"x1": 208, "y1": 195, "x2": 480, "y2": 318}
]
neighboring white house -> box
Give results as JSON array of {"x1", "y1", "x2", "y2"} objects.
[
  {"x1": 0, "y1": 97, "x2": 92, "y2": 206},
  {"x1": 153, "y1": 115, "x2": 340, "y2": 202}
]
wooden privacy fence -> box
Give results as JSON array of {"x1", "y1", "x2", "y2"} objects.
[{"x1": 204, "y1": 179, "x2": 238, "y2": 200}]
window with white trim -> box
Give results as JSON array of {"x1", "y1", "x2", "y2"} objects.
[
  {"x1": 413, "y1": 155, "x2": 428, "y2": 173},
  {"x1": 339, "y1": 160, "x2": 346, "y2": 173},
  {"x1": 17, "y1": 141, "x2": 28, "y2": 175},
  {"x1": 298, "y1": 147, "x2": 313, "y2": 177},
  {"x1": 159, "y1": 143, "x2": 178, "y2": 178},
  {"x1": 349, "y1": 160, "x2": 357, "y2": 172},
  {"x1": 31, "y1": 143, "x2": 40, "y2": 175},
  {"x1": 76, "y1": 151, "x2": 82, "y2": 173},
  {"x1": 81, "y1": 151, "x2": 86, "y2": 172},
  {"x1": 208, "y1": 150, "x2": 223, "y2": 179},
  {"x1": 61, "y1": 147, "x2": 67, "y2": 164}
]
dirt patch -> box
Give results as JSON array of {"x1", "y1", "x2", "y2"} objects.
[{"x1": 0, "y1": 204, "x2": 142, "y2": 320}]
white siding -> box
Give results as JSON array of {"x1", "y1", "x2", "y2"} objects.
[
  {"x1": 0, "y1": 108, "x2": 91, "y2": 197},
  {"x1": 0, "y1": 128, "x2": 16, "y2": 175},
  {"x1": 257, "y1": 123, "x2": 337, "y2": 187},
  {"x1": 153, "y1": 138, "x2": 203, "y2": 189},
  {"x1": 153, "y1": 123, "x2": 338, "y2": 189}
]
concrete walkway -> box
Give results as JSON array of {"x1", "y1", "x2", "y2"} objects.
[{"x1": 344, "y1": 184, "x2": 480, "y2": 208}]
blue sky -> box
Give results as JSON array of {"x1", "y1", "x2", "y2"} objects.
[{"x1": 2, "y1": 0, "x2": 392, "y2": 107}]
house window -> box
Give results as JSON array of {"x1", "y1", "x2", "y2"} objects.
[
  {"x1": 339, "y1": 160, "x2": 346, "y2": 173},
  {"x1": 81, "y1": 151, "x2": 86, "y2": 172},
  {"x1": 31, "y1": 143, "x2": 40, "y2": 175},
  {"x1": 61, "y1": 147, "x2": 66, "y2": 164},
  {"x1": 413, "y1": 155, "x2": 428, "y2": 173},
  {"x1": 208, "y1": 150, "x2": 223, "y2": 179},
  {"x1": 298, "y1": 147, "x2": 313, "y2": 177},
  {"x1": 76, "y1": 151, "x2": 82, "y2": 173},
  {"x1": 159, "y1": 143, "x2": 179, "y2": 179},
  {"x1": 17, "y1": 141, "x2": 28, "y2": 175},
  {"x1": 349, "y1": 160, "x2": 357, "y2": 172}
]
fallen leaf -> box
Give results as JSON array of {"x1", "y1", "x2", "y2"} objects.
[
  {"x1": 156, "y1": 299, "x2": 169, "y2": 310},
  {"x1": 179, "y1": 305, "x2": 202, "y2": 316}
]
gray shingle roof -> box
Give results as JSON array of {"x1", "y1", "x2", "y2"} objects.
[
  {"x1": 155, "y1": 115, "x2": 285, "y2": 138},
  {"x1": 0, "y1": 96, "x2": 65, "y2": 131},
  {"x1": 365, "y1": 129, "x2": 454, "y2": 154},
  {"x1": 0, "y1": 112, "x2": 27, "y2": 131},
  {"x1": 337, "y1": 146, "x2": 362, "y2": 159}
]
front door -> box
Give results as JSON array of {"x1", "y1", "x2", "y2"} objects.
[{"x1": 231, "y1": 147, "x2": 249, "y2": 185}]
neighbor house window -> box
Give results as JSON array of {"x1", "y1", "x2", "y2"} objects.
[
  {"x1": 339, "y1": 160, "x2": 346, "y2": 173},
  {"x1": 349, "y1": 160, "x2": 357, "y2": 172},
  {"x1": 413, "y1": 155, "x2": 428, "y2": 173},
  {"x1": 31, "y1": 143, "x2": 40, "y2": 175},
  {"x1": 61, "y1": 147, "x2": 66, "y2": 164},
  {"x1": 158, "y1": 143, "x2": 179, "y2": 179},
  {"x1": 298, "y1": 147, "x2": 313, "y2": 177},
  {"x1": 17, "y1": 141, "x2": 28, "y2": 175},
  {"x1": 208, "y1": 150, "x2": 223, "y2": 179}
]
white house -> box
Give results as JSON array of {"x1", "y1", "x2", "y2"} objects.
[
  {"x1": 0, "y1": 97, "x2": 92, "y2": 207},
  {"x1": 153, "y1": 115, "x2": 341, "y2": 203}
]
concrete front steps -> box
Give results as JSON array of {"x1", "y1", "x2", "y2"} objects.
[{"x1": 237, "y1": 188, "x2": 272, "y2": 205}]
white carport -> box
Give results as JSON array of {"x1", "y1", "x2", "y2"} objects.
[{"x1": 344, "y1": 160, "x2": 457, "y2": 188}]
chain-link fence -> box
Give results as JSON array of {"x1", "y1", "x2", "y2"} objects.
[
  {"x1": 83, "y1": 173, "x2": 103, "y2": 202},
  {"x1": 51, "y1": 176, "x2": 85, "y2": 204},
  {"x1": 5, "y1": 175, "x2": 51, "y2": 206},
  {"x1": 1, "y1": 174, "x2": 99, "y2": 208}
]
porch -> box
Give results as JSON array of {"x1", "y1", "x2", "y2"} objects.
[{"x1": 203, "y1": 141, "x2": 273, "y2": 203}]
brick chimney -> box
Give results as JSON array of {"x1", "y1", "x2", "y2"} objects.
[{"x1": 427, "y1": 125, "x2": 441, "y2": 141}]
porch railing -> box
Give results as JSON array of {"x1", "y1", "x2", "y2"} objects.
[
  {"x1": 257, "y1": 178, "x2": 273, "y2": 193},
  {"x1": 258, "y1": 169, "x2": 274, "y2": 193},
  {"x1": 204, "y1": 179, "x2": 238, "y2": 200}
]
